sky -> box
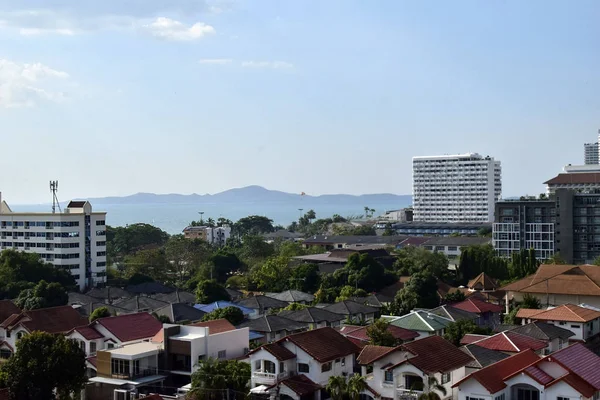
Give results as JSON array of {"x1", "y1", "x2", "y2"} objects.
[{"x1": 1, "y1": 0, "x2": 599, "y2": 204}]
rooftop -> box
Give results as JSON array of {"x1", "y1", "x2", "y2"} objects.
[
  {"x1": 397, "y1": 335, "x2": 474, "y2": 374},
  {"x1": 460, "y1": 344, "x2": 509, "y2": 369},
  {"x1": 518, "y1": 304, "x2": 600, "y2": 323},
  {"x1": 450, "y1": 297, "x2": 503, "y2": 314},
  {"x1": 279, "y1": 327, "x2": 360, "y2": 363},
  {"x1": 501, "y1": 264, "x2": 600, "y2": 296},
  {"x1": 468, "y1": 331, "x2": 547, "y2": 353},
  {"x1": 108, "y1": 342, "x2": 162, "y2": 357},
  {"x1": 94, "y1": 312, "x2": 163, "y2": 342},
  {"x1": 544, "y1": 172, "x2": 600, "y2": 185},
  {"x1": 190, "y1": 319, "x2": 236, "y2": 334}
]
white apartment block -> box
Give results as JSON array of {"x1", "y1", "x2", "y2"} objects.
[
  {"x1": 0, "y1": 195, "x2": 107, "y2": 290},
  {"x1": 584, "y1": 142, "x2": 599, "y2": 165},
  {"x1": 413, "y1": 153, "x2": 502, "y2": 223}
]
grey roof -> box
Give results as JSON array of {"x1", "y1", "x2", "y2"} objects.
[
  {"x1": 429, "y1": 305, "x2": 479, "y2": 322},
  {"x1": 323, "y1": 301, "x2": 379, "y2": 316},
  {"x1": 236, "y1": 295, "x2": 289, "y2": 310},
  {"x1": 266, "y1": 290, "x2": 315, "y2": 303},
  {"x1": 302, "y1": 235, "x2": 408, "y2": 246},
  {"x1": 151, "y1": 291, "x2": 197, "y2": 305},
  {"x1": 421, "y1": 237, "x2": 492, "y2": 246},
  {"x1": 73, "y1": 302, "x2": 131, "y2": 317},
  {"x1": 348, "y1": 294, "x2": 393, "y2": 308},
  {"x1": 279, "y1": 307, "x2": 346, "y2": 324},
  {"x1": 493, "y1": 324, "x2": 519, "y2": 333},
  {"x1": 509, "y1": 322, "x2": 575, "y2": 341},
  {"x1": 461, "y1": 344, "x2": 510, "y2": 369},
  {"x1": 263, "y1": 230, "x2": 304, "y2": 239},
  {"x1": 68, "y1": 292, "x2": 99, "y2": 306},
  {"x1": 154, "y1": 303, "x2": 206, "y2": 323},
  {"x1": 237, "y1": 315, "x2": 307, "y2": 333},
  {"x1": 226, "y1": 288, "x2": 243, "y2": 299},
  {"x1": 113, "y1": 296, "x2": 169, "y2": 312},
  {"x1": 85, "y1": 287, "x2": 130, "y2": 301},
  {"x1": 126, "y1": 282, "x2": 175, "y2": 294}
]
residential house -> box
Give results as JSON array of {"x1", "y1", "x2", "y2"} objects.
[
  {"x1": 339, "y1": 324, "x2": 419, "y2": 348},
  {"x1": 194, "y1": 301, "x2": 254, "y2": 317},
  {"x1": 126, "y1": 282, "x2": 175, "y2": 295},
  {"x1": 468, "y1": 272, "x2": 500, "y2": 292},
  {"x1": 383, "y1": 310, "x2": 452, "y2": 338},
  {"x1": 85, "y1": 286, "x2": 131, "y2": 303},
  {"x1": 237, "y1": 315, "x2": 307, "y2": 344},
  {"x1": 349, "y1": 293, "x2": 394, "y2": 309},
  {"x1": 428, "y1": 305, "x2": 479, "y2": 323},
  {"x1": 460, "y1": 344, "x2": 509, "y2": 373},
  {"x1": 153, "y1": 303, "x2": 206, "y2": 324},
  {"x1": 278, "y1": 307, "x2": 346, "y2": 330},
  {"x1": 266, "y1": 290, "x2": 315, "y2": 304},
  {"x1": 501, "y1": 264, "x2": 600, "y2": 311},
  {"x1": 113, "y1": 296, "x2": 169, "y2": 313},
  {"x1": 450, "y1": 298, "x2": 503, "y2": 328},
  {"x1": 323, "y1": 301, "x2": 378, "y2": 324},
  {"x1": 0, "y1": 305, "x2": 88, "y2": 357},
  {"x1": 464, "y1": 331, "x2": 547, "y2": 355},
  {"x1": 248, "y1": 327, "x2": 360, "y2": 400},
  {"x1": 516, "y1": 304, "x2": 600, "y2": 342},
  {"x1": 357, "y1": 335, "x2": 474, "y2": 400},
  {"x1": 151, "y1": 290, "x2": 197, "y2": 305},
  {"x1": 508, "y1": 322, "x2": 575, "y2": 354},
  {"x1": 454, "y1": 343, "x2": 600, "y2": 400},
  {"x1": 236, "y1": 295, "x2": 290, "y2": 317}
]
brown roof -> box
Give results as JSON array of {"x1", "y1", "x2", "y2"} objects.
[
  {"x1": 2, "y1": 305, "x2": 88, "y2": 334},
  {"x1": 70, "y1": 326, "x2": 103, "y2": 340},
  {"x1": 67, "y1": 201, "x2": 87, "y2": 208},
  {"x1": 468, "y1": 273, "x2": 498, "y2": 291},
  {"x1": 544, "y1": 173, "x2": 600, "y2": 185},
  {"x1": 190, "y1": 319, "x2": 236, "y2": 334},
  {"x1": 398, "y1": 336, "x2": 474, "y2": 374},
  {"x1": 274, "y1": 375, "x2": 322, "y2": 396},
  {"x1": 524, "y1": 304, "x2": 600, "y2": 323},
  {"x1": 341, "y1": 324, "x2": 420, "y2": 344},
  {"x1": 253, "y1": 343, "x2": 297, "y2": 361},
  {"x1": 357, "y1": 345, "x2": 396, "y2": 365},
  {"x1": 0, "y1": 301, "x2": 20, "y2": 324},
  {"x1": 501, "y1": 265, "x2": 600, "y2": 296},
  {"x1": 279, "y1": 327, "x2": 360, "y2": 363},
  {"x1": 516, "y1": 308, "x2": 545, "y2": 319},
  {"x1": 93, "y1": 312, "x2": 162, "y2": 342}
]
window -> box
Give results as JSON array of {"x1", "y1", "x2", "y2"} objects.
[
  {"x1": 97, "y1": 251, "x2": 106, "y2": 257},
  {"x1": 107, "y1": 343, "x2": 115, "y2": 349},
  {"x1": 321, "y1": 362, "x2": 332, "y2": 372},
  {"x1": 335, "y1": 358, "x2": 341, "y2": 364},
  {"x1": 16, "y1": 332, "x2": 24, "y2": 341},
  {"x1": 90, "y1": 342, "x2": 97, "y2": 354},
  {"x1": 466, "y1": 397, "x2": 485, "y2": 400},
  {"x1": 0, "y1": 349, "x2": 11, "y2": 359},
  {"x1": 78, "y1": 340, "x2": 85, "y2": 352},
  {"x1": 341, "y1": 357, "x2": 346, "y2": 366},
  {"x1": 254, "y1": 360, "x2": 261, "y2": 370},
  {"x1": 96, "y1": 220, "x2": 106, "y2": 226},
  {"x1": 441, "y1": 372, "x2": 451, "y2": 384},
  {"x1": 217, "y1": 350, "x2": 226, "y2": 359},
  {"x1": 298, "y1": 363, "x2": 309, "y2": 373},
  {"x1": 571, "y1": 325, "x2": 581, "y2": 329},
  {"x1": 384, "y1": 371, "x2": 393, "y2": 383},
  {"x1": 133, "y1": 360, "x2": 140, "y2": 376},
  {"x1": 557, "y1": 397, "x2": 569, "y2": 400},
  {"x1": 111, "y1": 358, "x2": 130, "y2": 377},
  {"x1": 97, "y1": 262, "x2": 106, "y2": 267},
  {"x1": 96, "y1": 241, "x2": 106, "y2": 246},
  {"x1": 495, "y1": 394, "x2": 505, "y2": 400}
]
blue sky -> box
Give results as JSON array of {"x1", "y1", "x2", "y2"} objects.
[{"x1": 1, "y1": 0, "x2": 599, "y2": 204}]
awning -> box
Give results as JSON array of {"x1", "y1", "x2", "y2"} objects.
[{"x1": 250, "y1": 385, "x2": 269, "y2": 394}]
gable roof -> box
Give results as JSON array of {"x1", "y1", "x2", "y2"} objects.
[
  {"x1": 279, "y1": 327, "x2": 360, "y2": 363},
  {"x1": 250, "y1": 342, "x2": 297, "y2": 361},
  {"x1": 190, "y1": 319, "x2": 236, "y2": 334},
  {"x1": 387, "y1": 310, "x2": 452, "y2": 332},
  {"x1": 509, "y1": 322, "x2": 575, "y2": 341},
  {"x1": 69, "y1": 325, "x2": 104, "y2": 340},
  {"x1": 501, "y1": 264, "x2": 600, "y2": 296},
  {"x1": 126, "y1": 282, "x2": 175, "y2": 295},
  {"x1": 395, "y1": 336, "x2": 474, "y2": 374},
  {"x1": 428, "y1": 305, "x2": 479, "y2": 322},
  {"x1": 468, "y1": 331, "x2": 547, "y2": 353},
  {"x1": 154, "y1": 303, "x2": 206, "y2": 323},
  {"x1": 452, "y1": 350, "x2": 540, "y2": 394},
  {"x1": 521, "y1": 304, "x2": 600, "y2": 323},
  {"x1": 94, "y1": 312, "x2": 162, "y2": 342},
  {"x1": 323, "y1": 300, "x2": 379, "y2": 316},
  {"x1": 273, "y1": 374, "x2": 322, "y2": 396},
  {"x1": 85, "y1": 286, "x2": 130, "y2": 301},
  {"x1": 516, "y1": 308, "x2": 545, "y2": 319},
  {"x1": 195, "y1": 301, "x2": 254, "y2": 315},
  {"x1": 450, "y1": 298, "x2": 503, "y2": 314},
  {"x1": 0, "y1": 300, "x2": 20, "y2": 324},
  {"x1": 357, "y1": 345, "x2": 396, "y2": 365},
  {"x1": 460, "y1": 344, "x2": 510, "y2": 369},
  {"x1": 460, "y1": 334, "x2": 489, "y2": 345},
  {"x1": 468, "y1": 272, "x2": 499, "y2": 291},
  {"x1": 113, "y1": 296, "x2": 169, "y2": 313},
  {"x1": 278, "y1": 307, "x2": 345, "y2": 324},
  {"x1": 1, "y1": 305, "x2": 88, "y2": 334},
  {"x1": 549, "y1": 343, "x2": 600, "y2": 392},
  {"x1": 236, "y1": 315, "x2": 307, "y2": 333},
  {"x1": 236, "y1": 295, "x2": 289, "y2": 311},
  {"x1": 151, "y1": 290, "x2": 197, "y2": 305},
  {"x1": 266, "y1": 290, "x2": 315, "y2": 303},
  {"x1": 349, "y1": 293, "x2": 394, "y2": 308},
  {"x1": 341, "y1": 324, "x2": 419, "y2": 344}
]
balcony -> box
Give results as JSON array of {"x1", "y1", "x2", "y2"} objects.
[
  {"x1": 252, "y1": 370, "x2": 288, "y2": 385},
  {"x1": 110, "y1": 367, "x2": 159, "y2": 381}
]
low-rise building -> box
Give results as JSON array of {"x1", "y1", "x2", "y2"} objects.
[
  {"x1": 383, "y1": 310, "x2": 452, "y2": 339},
  {"x1": 323, "y1": 301, "x2": 378, "y2": 324},
  {"x1": 450, "y1": 298, "x2": 503, "y2": 329},
  {"x1": 464, "y1": 331, "x2": 547, "y2": 355},
  {"x1": 277, "y1": 307, "x2": 346, "y2": 330},
  {"x1": 182, "y1": 225, "x2": 231, "y2": 245},
  {"x1": 507, "y1": 322, "x2": 575, "y2": 354},
  {"x1": 237, "y1": 315, "x2": 307, "y2": 344},
  {"x1": 339, "y1": 324, "x2": 419, "y2": 348},
  {"x1": 265, "y1": 290, "x2": 315, "y2": 304},
  {"x1": 516, "y1": 304, "x2": 600, "y2": 342},
  {"x1": 236, "y1": 295, "x2": 289, "y2": 317}
]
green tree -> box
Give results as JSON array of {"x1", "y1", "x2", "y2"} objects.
[
  {"x1": 126, "y1": 272, "x2": 155, "y2": 286},
  {"x1": 443, "y1": 291, "x2": 466, "y2": 303},
  {"x1": 547, "y1": 253, "x2": 567, "y2": 265},
  {"x1": 394, "y1": 246, "x2": 452, "y2": 282},
  {"x1": 234, "y1": 216, "x2": 274, "y2": 237},
  {"x1": 250, "y1": 256, "x2": 291, "y2": 292},
  {"x1": 14, "y1": 280, "x2": 67, "y2": 310},
  {"x1": 289, "y1": 263, "x2": 320, "y2": 293},
  {"x1": 0, "y1": 331, "x2": 86, "y2": 400},
  {"x1": 281, "y1": 302, "x2": 309, "y2": 311},
  {"x1": 196, "y1": 280, "x2": 231, "y2": 304},
  {"x1": 521, "y1": 293, "x2": 541, "y2": 309},
  {"x1": 225, "y1": 275, "x2": 248, "y2": 290},
  {"x1": 238, "y1": 235, "x2": 275, "y2": 261},
  {"x1": 107, "y1": 223, "x2": 169, "y2": 261},
  {"x1": 367, "y1": 319, "x2": 397, "y2": 346},
  {"x1": 443, "y1": 320, "x2": 489, "y2": 346},
  {"x1": 458, "y1": 245, "x2": 509, "y2": 283},
  {"x1": 382, "y1": 223, "x2": 395, "y2": 236},
  {"x1": 337, "y1": 253, "x2": 395, "y2": 293},
  {"x1": 89, "y1": 307, "x2": 111, "y2": 322},
  {"x1": 152, "y1": 313, "x2": 171, "y2": 323},
  {"x1": 201, "y1": 306, "x2": 245, "y2": 325},
  {"x1": 509, "y1": 248, "x2": 539, "y2": 281},
  {"x1": 209, "y1": 251, "x2": 243, "y2": 283},
  {"x1": 189, "y1": 357, "x2": 250, "y2": 400},
  {"x1": 326, "y1": 376, "x2": 347, "y2": 400},
  {"x1": 347, "y1": 374, "x2": 369, "y2": 400},
  {"x1": 390, "y1": 272, "x2": 439, "y2": 315},
  {"x1": 123, "y1": 248, "x2": 168, "y2": 282},
  {"x1": 417, "y1": 376, "x2": 447, "y2": 400},
  {"x1": 504, "y1": 307, "x2": 521, "y2": 325}
]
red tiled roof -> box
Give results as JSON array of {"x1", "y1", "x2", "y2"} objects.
[
  {"x1": 557, "y1": 373, "x2": 598, "y2": 398},
  {"x1": 279, "y1": 327, "x2": 360, "y2": 363},
  {"x1": 190, "y1": 319, "x2": 236, "y2": 334},
  {"x1": 544, "y1": 173, "x2": 600, "y2": 185},
  {"x1": 86, "y1": 356, "x2": 97, "y2": 368},
  {"x1": 3, "y1": 305, "x2": 88, "y2": 334},
  {"x1": 0, "y1": 301, "x2": 20, "y2": 325},
  {"x1": 70, "y1": 326, "x2": 103, "y2": 340},
  {"x1": 250, "y1": 343, "x2": 296, "y2": 361},
  {"x1": 451, "y1": 298, "x2": 503, "y2": 314},
  {"x1": 342, "y1": 324, "x2": 419, "y2": 343},
  {"x1": 470, "y1": 332, "x2": 547, "y2": 353},
  {"x1": 524, "y1": 365, "x2": 553, "y2": 384},
  {"x1": 452, "y1": 350, "x2": 540, "y2": 393},
  {"x1": 399, "y1": 336, "x2": 474, "y2": 374},
  {"x1": 275, "y1": 375, "x2": 322, "y2": 396},
  {"x1": 94, "y1": 312, "x2": 162, "y2": 342},
  {"x1": 526, "y1": 304, "x2": 600, "y2": 323},
  {"x1": 550, "y1": 343, "x2": 600, "y2": 391},
  {"x1": 460, "y1": 334, "x2": 489, "y2": 345},
  {"x1": 501, "y1": 265, "x2": 600, "y2": 296},
  {"x1": 357, "y1": 345, "x2": 396, "y2": 365}
]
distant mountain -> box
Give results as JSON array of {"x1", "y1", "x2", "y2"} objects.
[{"x1": 82, "y1": 185, "x2": 412, "y2": 206}]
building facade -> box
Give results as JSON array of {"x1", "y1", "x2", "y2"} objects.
[
  {"x1": 412, "y1": 153, "x2": 502, "y2": 223},
  {"x1": 0, "y1": 197, "x2": 107, "y2": 290},
  {"x1": 182, "y1": 225, "x2": 231, "y2": 245},
  {"x1": 584, "y1": 142, "x2": 599, "y2": 165}
]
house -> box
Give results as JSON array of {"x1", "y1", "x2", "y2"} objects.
[
  {"x1": 151, "y1": 290, "x2": 197, "y2": 305},
  {"x1": 237, "y1": 315, "x2": 307, "y2": 344},
  {"x1": 153, "y1": 303, "x2": 206, "y2": 324},
  {"x1": 339, "y1": 324, "x2": 419, "y2": 348},
  {"x1": 248, "y1": 327, "x2": 360, "y2": 399},
  {"x1": 383, "y1": 310, "x2": 452, "y2": 338},
  {"x1": 126, "y1": 282, "x2": 175, "y2": 295},
  {"x1": 86, "y1": 286, "x2": 131, "y2": 303},
  {"x1": 277, "y1": 307, "x2": 346, "y2": 329},
  {"x1": 460, "y1": 343, "x2": 509, "y2": 372},
  {"x1": 113, "y1": 296, "x2": 169, "y2": 313},
  {"x1": 464, "y1": 331, "x2": 547, "y2": 355},
  {"x1": 349, "y1": 293, "x2": 394, "y2": 308},
  {"x1": 0, "y1": 300, "x2": 19, "y2": 323},
  {"x1": 468, "y1": 272, "x2": 500, "y2": 292},
  {"x1": 450, "y1": 298, "x2": 503, "y2": 328},
  {"x1": 323, "y1": 301, "x2": 379, "y2": 323},
  {"x1": 66, "y1": 312, "x2": 163, "y2": 357},
  {"x1": 501, "y1": 264, "x2": 600, "y2": 311},
  {"x1": 516, "y1": 304, "x2": 600, "y2": 342},
  {"x1": 194, "y1": 301, "x2": 254, "y2": 317},
  {"x1": 428, "y1": 305, "x2": 479, "y2": 323},
  {"x1": 507, "y1": 322, "x2": 575, "y2": 354},
  {"x1": 236, "y1": 295, "x2": 290, "y2": 317},
  {"x1": 266, "y1": 290, "x2": 315, "y2": 304},
  {"x1": 357, "y1": 335, "x2": 474, "y2": 400},
  {"x1": 0, "y1": 305, "x2": 88, "y2": 356},
  {"x1": 454, "y1": 343, "x2": 600, "y2": 400}
]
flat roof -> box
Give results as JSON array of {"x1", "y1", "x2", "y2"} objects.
[
  {"x1": 413, "y1": 153, "x2": 489, "y2": 160},
  {"x1": 89, "y1": 374, "x2": 167, "y2": 386},
  {"x1": 108, "y1": 342, "x2": 162, "y2": 356}
]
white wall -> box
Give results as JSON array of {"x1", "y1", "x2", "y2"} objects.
[
  {"x1": 456, "y1": 377, "x2": 495, "y2": 400},
  {"x1": 207, "y1": 327, "x2": 249, "y2": 360}
]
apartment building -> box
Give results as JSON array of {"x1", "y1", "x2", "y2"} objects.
[
  {"x1": 412, "y1": 153, "x2": 502, "y2": 223},
  {"x1": 585, "y1": 142, "x2": 599, "y2": 165},
  {"x1": 182, "y1": 225, "x2": 231, "y2": 245},
  {"x1": 0, "y1": 196, "x2": 107, "y2": 290}
]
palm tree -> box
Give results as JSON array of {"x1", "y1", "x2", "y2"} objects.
[
  {"x1": 416, "y1": 376, "x2": 447, "y2": 400},
  {"x1": 326, "y1": 375, "x2": 347, "y2": 400},
  {"x1": 347, "y1": 374, "x2": 368, "y2": 400}
]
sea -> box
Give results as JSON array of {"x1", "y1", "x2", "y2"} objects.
[{"x1": 11, "y1": 200, "x2": 410, "y2": 235}]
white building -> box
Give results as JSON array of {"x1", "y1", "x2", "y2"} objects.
[
  {"x1": 182, "y1": 225, "x2": 231, "y2": 245},
  {"x1": 584, "y1": 142, "x2": 599, "y2": 165},
  {"x1": 412, "y1": 153, "x2": 502, "y2": 223},
  {"x1": 0, "y1": 196, "x2": 107, "y2": 290}
]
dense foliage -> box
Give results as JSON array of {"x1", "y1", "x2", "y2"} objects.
[
  {"x1": 14, "y1": 280, "x2": 67, "y2": 310},
  {"x1": 189, "y1": 358, "x2": 250, "y2": 400},
  {"x1": 367, "y1": 318, "x2": 397, "y2": 346},
  {"x1": 443, "y1": 320, "x2": 491, "y2": 346},
  {"x1": 196, "y1": 280, "x2": 231, "y2": 304},
  {"x1": 89, "y1": 306, "x2": 111, "y2": 322},
  {"x1": 201, "y1": 306, "x2": 245, "y2": 325}
]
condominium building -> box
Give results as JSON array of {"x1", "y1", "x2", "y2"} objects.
[
  {"x1": 412, "y1": 153, "x2": 502, "y2": 223},
  {"x1": 584, "y1": 142, "x2": 599, "y2": 165},
  {"x1": 0, "y1": 195, "x2": 107, "y2": 290},
  {"x1": 182, "y1": 225, "x2": 231, "y2": 245}
]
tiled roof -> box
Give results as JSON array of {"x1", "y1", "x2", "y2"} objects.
[
  {"x1": 151, "y1": 291, "x2": 197, "y2": 305},
  {"x1": 237, "y1": 295, "x2": 289, "y2": 310},
  {"x1": 279, "y1": 307, "x2": 345, "y2": 324},
  {"x1": 388, "y1": 310, "x2": 452, "y2": 332},
  {"x1": 398, "y1": 336, "x2": 474, "y2": 374},
  {"x1": 154, "y1": 303, "x2": 206, "y2": 323},
  {"x1": 67, "y1": 200, "x2": 87, "y2": 208},
  {"x1": 275, "y1": 375, "x2": 322, "y2": 396},
  {"x1": 196, "y1": 301, "x2": 254, "y2": 315},
  {"x1": 544, "y1": 172, "x2": 600, "y2": 185},
  {"x1": 349, "y1": 294, "x2": 394, "y2": 308},
  {"x1": 460, "y1": 334, "x2": 489, "y2": 345},
  {"x1": 86, "y1": 356, "x2": 97, "y2": 368},
  {"x1": 469, "y1": 331, "x2": 547, "y2": 353},
  {"x1": 558, "y1": 373, "x2": 598, "y2": 398},
  {"x1": 323, "y1": 300, "x2": 379, "y2": 316},
  {"x1": 279, "y1": 327, "x2": 360, "y2": 363},
  {"x1": 450, "y1": 298, "x2": 503, "y2": 314},
  {"x1": 501, "y1": 265, "x2": 600, "y2": 296},
  {"x1": 113, "y1": 296, "x2": 169, "y2": 313},
  {"x1": 252, "y1": 343, "x2": 297, "y2": 361},
  {"x1": 342, "y1": 324, "x2": 419, "y2": 343},
  {"x1": 0, "y1": 300, "x2": 20, "y2": 324},
  {"x1": 237, "y1": 315, "x2": 307, "y2": 333},
  {"x1": 71, "y1": 326, "x2": 104, "y2": 340},
  {"x1": 524, "y1": 365, "x2": 553, "y2": 384},
  {"x1": 85, "y1": 286, "x2": 130, "y2": 300},
  {"x1": 428, "y1": 305, "x2": 479, "y2": 322},
  {"x1": 525, "y1": 304, "x2": 600, "y2": 323},
  {"x1": 460, "y1": 344, "x2": 509, "y2": 369},
  {"x1": 94, "y1": 312, "x2": 163, "y2": 342},
  {"x1": 452, "y1": 350, "x2": 540, "y2": 393},
  {"x1": 190, "y1": 319, "x2": 236, "y2": 334},
  {"x1": 516, "y1": 308, "x2": 544, "y2": 319},
  {"x1": 509, "y1": 322, "x2": 575, "y2": 341},
  {"x1": 266, "y1": 290, "x2": 315, "y2": 303},
  {"x1": 2, "y1": 305, "x2": 88, "y2": 334},
  {"x1": 550, "y1": 343, "x2": 600, "y2": 392},
  {"x1": 126, "y1": 282, "x2": 175, "y2": 294},
  {"x1": 468, "y1": 273, "x2": 499, "y2": 291},
  {"x1": 357, "y1": 345, "x2": 396, "y2": 365}
]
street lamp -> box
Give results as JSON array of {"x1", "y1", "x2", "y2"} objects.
[{"x1": 198, "y1": 211, "x2": 204, "y2": 225}]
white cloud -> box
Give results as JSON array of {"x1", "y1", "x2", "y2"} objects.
[
  {"x1": 143, "y1": 17, "x2": 215, "y2": 41},
  {"x1": 0, "y1": 59, "x2": 69, "y2": 108},
  {"x1": 198, "y1": 58, "x2": 232, "y2": 65},
  {"x1": 241, "y1": 61, "x2": 294, "y2": 69},
  {"x1": 19, "y1": 27, "x2": 75, "y2": 36}
]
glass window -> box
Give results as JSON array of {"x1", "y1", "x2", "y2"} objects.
[
  {"x1": 441, "y1": 372, "x2": 451, "y2": 384},
  {"x1": 384, "y1": 371, "x2": 393, "y2": 383},
  {"x1": 321, "y1": 362, "x2": 332, "y2": 372},
  {"x1": 90, "y1": 342, "x2": 96, "y2": 354},
  {"x1": 298, "y1": 363, "x2": 309, "y2": 373},
  {"x1": 218, "y1": 350, "x2": 226, "y2": 359},
  {"x1": 0, "y1": 349, "x2": 11, "y2": 359}
]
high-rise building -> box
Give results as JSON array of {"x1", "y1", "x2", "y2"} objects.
[
  {"x1": 0, "y1": 196, "x2": 107, "y2": 290},
  {"x1": 412, "y1": 153, "x2": 502, "y2": 223},
  {"x1": 584, "y1": 142, "x2": 599, "y2": 165}
]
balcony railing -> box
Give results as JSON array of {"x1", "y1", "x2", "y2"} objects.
[
  {"x1": 252, "y1": 371, "x2": 288, "y2": 384},
  {"x1": 109, "y1": 367, "x2": 158, "y2": 381}
]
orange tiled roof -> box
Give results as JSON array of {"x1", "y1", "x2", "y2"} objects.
[
  {"x1": 526, "y1": 304, "x2": 600, "y2": 323},
  {"x1": 516, "y1": 308, "x2": 545, "y2": 319},
  {"x1": 501, "y1": 265, "x2": 600, "y2": 296}
]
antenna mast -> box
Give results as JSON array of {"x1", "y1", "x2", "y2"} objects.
[{"x1": 50, "y1": 181, "x2": 62, "y2": 213}]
